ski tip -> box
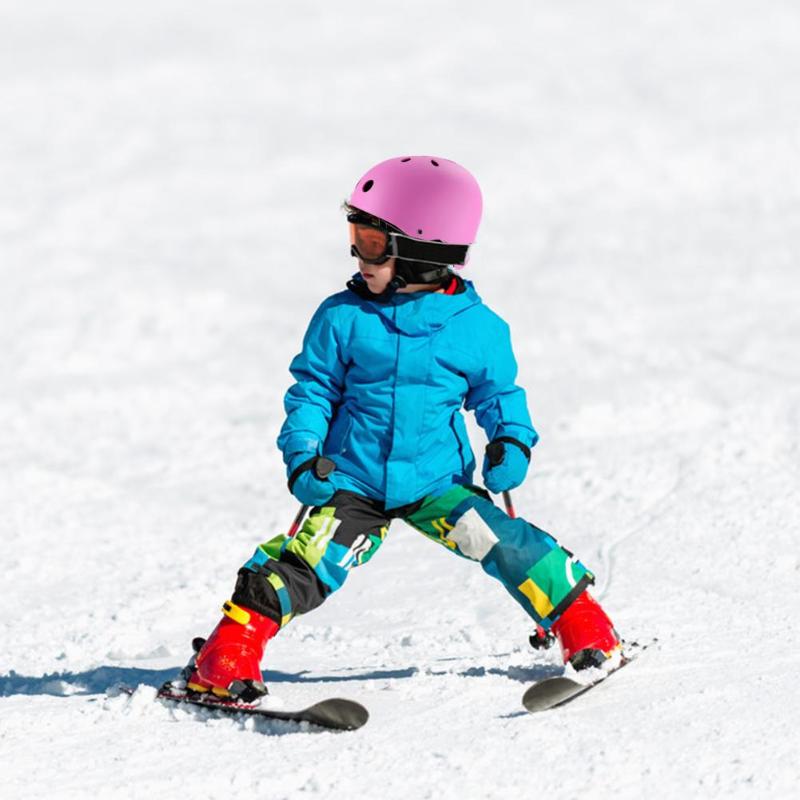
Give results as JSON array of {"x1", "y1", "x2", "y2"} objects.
[
  {"x1": 521, "y1": 677, "x2": 583, "y2": 713},
  {"x1": 306, "y1": 698, "x2": 369, "y2": 731}
]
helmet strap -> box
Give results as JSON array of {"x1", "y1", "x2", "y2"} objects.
[{"x1": 346, "y1": 273, "x2": 405, "y2": 303}]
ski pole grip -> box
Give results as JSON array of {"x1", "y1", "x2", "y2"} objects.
[{"x1": 502, "y1": 490, "x2": 516, "y2": 519}]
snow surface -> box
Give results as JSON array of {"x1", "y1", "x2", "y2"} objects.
[{"x1": 2, "y1": 1, "x2": 799, "y2": 798}]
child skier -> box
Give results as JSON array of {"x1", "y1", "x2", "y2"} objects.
[{"x1": 183, "y1": 156, "x2": 621, "y2": 702}]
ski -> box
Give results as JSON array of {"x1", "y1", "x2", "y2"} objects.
[
  {"x1": 119, "y1": 683, "x2": 368, "y2": 731},
  {"x1": 118, "y1": 637, "x2": 368, "y2": 731},
  {"x1": 522, "y1": 639, "x2": 654, "y2": 714},
  {"x1": 155, "y1": 684, "x2": 368, "y2": 731}
]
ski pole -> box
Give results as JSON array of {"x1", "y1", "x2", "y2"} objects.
[
  {"x1": 502, "y1": 490, "x2": 516, "y2": 519},
  {"x1": 287, "y1": 503, "x2": 309, "y2": 537}
]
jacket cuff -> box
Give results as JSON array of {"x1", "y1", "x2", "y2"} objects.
[
  {"x1": 283, "y1": 438, "x2": 322, "y2": 469},
  {"x1": 493, "y1": 424, "x2": 539, "y2": 449}
]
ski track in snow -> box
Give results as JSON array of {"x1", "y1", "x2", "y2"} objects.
[{"x1": 2, "y1": 1, "x2": 800, "y2": 798}]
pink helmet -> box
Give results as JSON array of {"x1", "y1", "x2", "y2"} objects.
[{"x1": 348, "y1": 156, "x2": 483, "y2": 246}]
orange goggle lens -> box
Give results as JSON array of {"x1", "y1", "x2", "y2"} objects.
[{"x1": 349, "y1": 222, "x2": 390, "y2": 262}]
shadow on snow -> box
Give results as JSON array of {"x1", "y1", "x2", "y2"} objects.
[{"x1": 0, "y1": 659, "x2": 560, "y2": 698}]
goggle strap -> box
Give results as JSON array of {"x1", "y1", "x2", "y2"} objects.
[{"x1": 391, "y1": 235, "x2": 470, "y2": 266}]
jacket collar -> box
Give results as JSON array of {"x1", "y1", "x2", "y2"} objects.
[{"x1": 347, "y1": 274, "x2": 481, "y2": 336}]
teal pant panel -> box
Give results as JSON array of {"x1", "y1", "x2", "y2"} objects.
[{"x1": 402, "y1": 485, "x2": 595, "y2": 627}]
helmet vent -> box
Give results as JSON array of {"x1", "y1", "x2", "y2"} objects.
[
  {"x1": 362, "y1": 179, "x2": 374, "y2": 192},
  {"x1": 401, "y1": 157, "x2": 411, "y2": 162},
  {"x1": 418, "y1": 229, "x2": 423, "y2": 234},
  {"x1": 430, "y1": 160, "x2": 439, "y2": 166}
]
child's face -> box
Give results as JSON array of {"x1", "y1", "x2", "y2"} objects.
[{"x1": 358, "y1": 258, "x2": 396, "y2": 294}]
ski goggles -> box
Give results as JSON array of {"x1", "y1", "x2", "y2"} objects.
[
  {"x1": 347, "y1": 209, "x2": 471, "y2": 267},
  {"x1": 348, "y1": 213, "x2": 393, "y2": 265}
]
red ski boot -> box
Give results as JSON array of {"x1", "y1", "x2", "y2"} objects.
[
  {"x1": 186, "y1": 600, "x2": 279, "y2": 701},
  {"x1": 551, "y1": 591, "x2": 621, "y2": 671}
]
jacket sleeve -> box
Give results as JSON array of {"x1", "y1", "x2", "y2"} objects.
[
  {"x1": 276, "y1": 300, "x2": 346, "y2": 469},
  {"x1": 463, "y1": 315, "x2": 539, "y2": 448}
]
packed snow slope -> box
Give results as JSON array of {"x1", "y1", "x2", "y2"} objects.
[{"x1": 1, "y1": 1, "x2": 799, "y2": 798}]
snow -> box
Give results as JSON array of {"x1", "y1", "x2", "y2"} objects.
[{"x1": 1, "y1": 0, "x2": 799, "y2": 797}]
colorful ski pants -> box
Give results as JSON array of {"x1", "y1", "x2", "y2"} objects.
[{"x1": 232, "y1": 485, "x2": 594, "y2": 631}]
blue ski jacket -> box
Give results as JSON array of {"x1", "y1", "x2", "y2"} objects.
[{"x1": 277, "y1": 279, "x2": 538, "y2": 509}]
